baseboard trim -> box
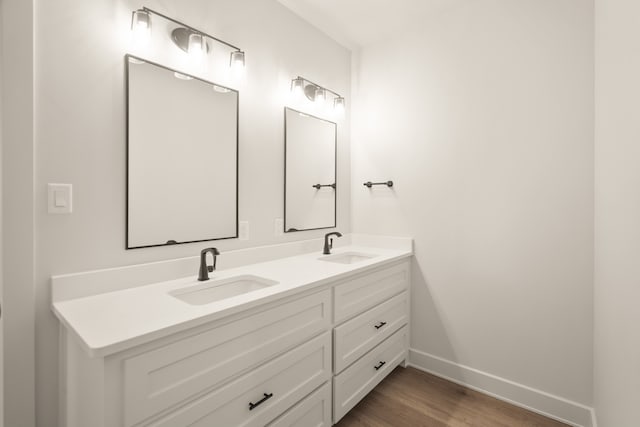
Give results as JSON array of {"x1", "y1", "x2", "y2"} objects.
[{"x1": 408, "y1": 348, "x2": 593, "y2": 427}]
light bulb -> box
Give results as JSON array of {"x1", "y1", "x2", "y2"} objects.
[
  {"x1": 230, "y1": 51, "x2": 245, "y2": 75},
  {"x1": 188, "y1": 33, "x2": 206, "y2": 63},
  {"x1": 174, "y1": 72, "x2": 193, "y2": 80},
  {"x1": 334, "y1": 97, "x2": 345, "y2": 115},
  {"x1": 131, "y1": 9, "x2": 151, "y2": 47},
  {"x1": 291, "y1": 78, "x2": 305, "y2": 98},
  {"x1": 315, "y1": 87, "x2": 326, "y2": 106}
]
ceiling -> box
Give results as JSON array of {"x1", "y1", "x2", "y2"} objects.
[{"x1": 277, "y1": 0, "x2": 460, "y2": 49}]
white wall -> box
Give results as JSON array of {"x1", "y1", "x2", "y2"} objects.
[
  {"x1": 2, "y1": 0, "x2": 36, "y2": 426},
  {"x1": 351, "y1": 0, "x2": 594, "y2": 412},
  {"x1": 33, "y1": 0, "x2": 350, "y2": 425},
  {"x1": 0, "y1": 1, "x2": 4, "y2": 422},
  {"x1": 594, "y1": 0, "x2": 640, "y2": 425}
]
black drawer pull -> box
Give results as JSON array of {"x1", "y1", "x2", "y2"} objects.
[
  {"x1": 374, "y1": 361, "x2": 386, "y2": 371},
  {"x1": 374, "y1": 321, "x2": 387, "y2": 330},
  {"x1": 249, "y1": 393, "x2": 273, "y2": 411}
]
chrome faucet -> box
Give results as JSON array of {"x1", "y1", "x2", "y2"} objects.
[
  {"x1": 323, "y1": 232, "x2": 342, "y2": 255},
  {"x1": 198, "y1": 247, "x2": 220, "y2": 281}
]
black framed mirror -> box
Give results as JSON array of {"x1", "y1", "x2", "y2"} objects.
[
  {"x1": 284, "y1": 107, "x2": 337, "y2": 233},
  {"x1": 126, "y1": 55, "x2": 238, "y2": 249}
]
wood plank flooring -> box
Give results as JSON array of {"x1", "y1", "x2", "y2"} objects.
[{"x1": 335, "y1": 367, "x2": 569, "y2": 427}]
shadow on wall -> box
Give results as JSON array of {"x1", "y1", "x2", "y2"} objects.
[
  {"x1": 410, "y1": 257, "x2": 471, "y2": 421},
  {"x1": 410, "y1": 255, "x2": 458, "y2": 358}
]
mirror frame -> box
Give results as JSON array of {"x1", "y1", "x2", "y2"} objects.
[
  {"x1": 283, "y1": 107, "x2": 337, "y2": 233},
  {"x1": 125, "y1": 54, "x2": 239, "y2": 249}
]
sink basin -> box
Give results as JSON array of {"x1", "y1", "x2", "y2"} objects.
[
  {"x1": 318, "y1": 251, "x2": 377, "y2": 265},
  {"x1": 169, "y1": 275, "x2": 278, "y2": 305}
]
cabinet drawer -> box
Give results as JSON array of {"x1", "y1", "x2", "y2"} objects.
[
  {"x1": 148, "y1": 332, "x2": 332, "y2": 427},
  {"x1": 334, "y1": 261, "x2": 409, "y2": 323},
  {"x1": 333, "y1": 326, "x2": 408, "y2": 423},
  {"x1": 334, "y1": 291, "x2": 408, "y2": 373},
  {"x1": 123, "y1": 290, "x2": 331, "y2": 426},
  {"x1": 267, "y1": 382, "x2": 331, "y2": 427}
]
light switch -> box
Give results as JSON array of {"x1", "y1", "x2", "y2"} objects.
[
  {"x1": 54, "y1": 190, "x2": 67, "y2": 207},
  {"x1": 48, "y1": 183, "x2": 73, "y2": 214}
]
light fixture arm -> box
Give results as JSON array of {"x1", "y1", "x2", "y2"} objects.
[
  {"x1": 294, "y1": 75, "x2": 342, "y2": 99},
  {"x1": 141, "y1": 7, "x2": 242, "y2": 52}
]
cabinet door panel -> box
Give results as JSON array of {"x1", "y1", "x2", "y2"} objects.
[
  {"x1": 334, "y1": 291, "x2": 408, "y2": 373},
  {"x1": 334, "y1": 261, "x2": 409, "y2": 323},
  {"x1": 333, "y1": 326, "x2": 408, "y2": 423},
  {"x1": 149, "y1": 333, "x2": 331, "y2": 427},
  {"x1": 267, "y1": 383, "x2": 331, "y2": 427},
  {"x1": 123, "y1": 290, "x2": 331, "y2": 426}
]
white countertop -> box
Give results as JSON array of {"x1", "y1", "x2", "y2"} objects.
[{"x1": 52, "y1": 242, "x2": 412, "y2": 358}]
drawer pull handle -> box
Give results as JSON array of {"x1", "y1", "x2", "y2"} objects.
[
  {"x1": 374, "y1": 361, "x2": 386, "y2": 371},
  {"x1": 249, "y1": 393, "x2": 273, "y2": 411},
  {"x1": 374, "y1": 321, "x2": 387, "y2": 330}
]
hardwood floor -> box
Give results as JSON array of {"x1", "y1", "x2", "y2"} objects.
[{"x1": 335, "y1": 367, "x2": 569, "y2": 427}]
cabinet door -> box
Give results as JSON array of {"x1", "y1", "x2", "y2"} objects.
[
  {"x1": 267, "y1": 383, "x2": 331, "y2": 427},
  {"x1": 123, "y1": 290, "x2": 331, "y2": 426},
  {"x1": 334, "y1": 291, "x2": 408, "y2": 373},
  {"x1": 334, "y1": 261, "x2": 409, "y2": 323},
  {"x1": 149, "y1": 332, "x2": 332, "y2": 427},
  {"x1": 333, "y1": 326, "x2": 408, "y2": 423}
]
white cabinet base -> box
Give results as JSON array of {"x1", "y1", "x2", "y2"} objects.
[
  {"x1": 268, "y1": 383, "x2": 332, "y2": 427},
  {"x1": 333, "y1": 326, "x2": 409, "y2": 423},
  {"x1": 59, "y1": 259, "x2": 411, "y2": 427}
]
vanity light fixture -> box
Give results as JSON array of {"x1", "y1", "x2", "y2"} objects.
[
  {"x1": 187, "y1": 32, "x2": 207, "y2": 63},
  {"x1": 130, "y1": 9, "x2": 151, "y2": 46},
  {"x1": 315, "y1": 87, "x2": 326, "y2": 106},
  {"x1": 230, "y1": 50, "x2": 246, "y2": 72},
  {"x1": 130, "y1": 7, "x2": 246, "y2": 74},
  {"x1": 289, "y1": 76, "x2": 345, "y2": 114},
  {"x1": 291, "y1": 77, "x2": 305, "y2": 98}
]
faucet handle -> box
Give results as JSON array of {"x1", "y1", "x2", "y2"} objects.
[{"x1": 329, "y1": 238, "x2": 333, "y2": 249}]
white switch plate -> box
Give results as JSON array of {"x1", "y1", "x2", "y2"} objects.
[
  {"x1": 239, "y1": 221, "x2": 249, "y2": 240},
  {"x1": 48, "y1": 183, "x2": 73, "y2": 214},
  {"x1": 274, "y1": 218, "x2": 284, "y2": 236}
]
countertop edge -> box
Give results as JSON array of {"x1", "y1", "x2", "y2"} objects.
[{"x1": 54, "y1": 249, "x2": 413, "y2": 358}]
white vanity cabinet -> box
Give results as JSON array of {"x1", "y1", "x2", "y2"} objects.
[
  {"x1": 267, "y1": 382, "x2": 332, "y2": 427},
  {"x1": 58, "y1": 257, "x2": 410, "y2": 427},
  {"x1": 62, "y1": 290, "x2": 332, "y2": 427},
  {"x1": 331, "y1": 261, "x2": 410, "y2": 424}
]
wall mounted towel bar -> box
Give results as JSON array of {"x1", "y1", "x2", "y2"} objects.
[
  {"x1": 363, "y1": 181, "x2": 393, "y2": 188},
  {"x1": 312, "y1": 183, "x2": 336, "y2": 189}
]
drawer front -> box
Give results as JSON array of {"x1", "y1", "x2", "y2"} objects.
[
  {"x1": 123, "y1": 290, "x2": 331, "y2": 426},
  {"x1": 334, "y1": 291, "x2": 408, "y2": 373},
  {"x1": 148, "y1": 332, "x2": 331, "y2": 427},
  {"x1": 267, "y1": 382, "x2": 331, "y2": 427},
  {"x1": 334, "y1": 261, "x2": 409, "y2": 323},
  {"x1": 333, "y1": 326, "x2": 408, "y2": 423}
]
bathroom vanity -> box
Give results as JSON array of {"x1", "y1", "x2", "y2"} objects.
[{"x1": 52, "y1": 235, "x2": 412, "y2": 427}]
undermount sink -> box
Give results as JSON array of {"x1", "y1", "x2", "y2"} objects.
[
  {"x1": 169, "y1": 275, "x2": 279, "y2": 305},
  {"x1": 318, "y1": 251, "x2": 377, "y2": 265}
]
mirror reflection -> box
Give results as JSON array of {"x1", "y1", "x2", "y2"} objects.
[
  {"x1": 126, "y1": 55, "x2": 238, "y2": 249},
  {"x1": 284, "y1": 108, "x2": 337, "y2": 232}
]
